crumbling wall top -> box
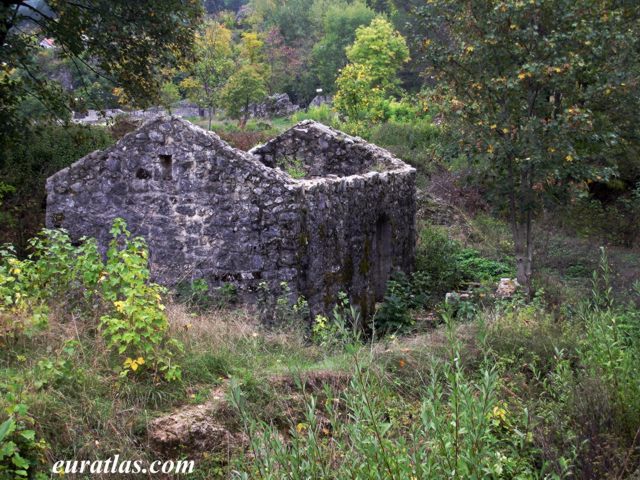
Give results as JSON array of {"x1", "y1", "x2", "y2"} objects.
[{"x1": 250, "y1": 120, "x2": 412, "y2": 179}]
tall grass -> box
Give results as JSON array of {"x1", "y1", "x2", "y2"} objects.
[{"x1": 230, "y1": 313, "x2": 541, "y2": 479}]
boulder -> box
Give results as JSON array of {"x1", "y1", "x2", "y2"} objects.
[
  {"x1": 496, "y1": 278, "x2": 519, "y2": 298},
  {"x1": 246, "y1": 93, "x2": 300, "y2": 118},
  {"x1": 308, "y1": 95, "x2": 333, "y2": 108}
]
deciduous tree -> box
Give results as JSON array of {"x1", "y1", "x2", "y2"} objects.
[
  {"x1": 311, "y1": 0, "x2": 375, "y2": 92},
  {"x1": 416, "y1": 0, "x2": 640, "y2": 296},
  {"x1": 334, "y1": 17, "x2": 409, "y2": 122},
  {"x1": 220, "y1": 64, "x2": 267, "y2": 128},
  {"x1": 180, "y1": 21, "x2": 234, "y2": 128},
  {"x1": 0, "y1": 0, "x2": 202, "y2": 143}
]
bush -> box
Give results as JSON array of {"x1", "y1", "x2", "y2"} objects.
[
  {"x1": 257, "y1": 281, "x2": 309, "y2": 327},
  {"x1": 415, "y1": 223, "x2": 464, "y2": 294},
  {"x1": 456, "y1": 248, "x2": 514, "y2": 282},
  {"x1": 369, "y1": 118, "x2": 438, "y2": 151},
  {"x1": 561, "y1": 186, "x2": 640, "y2": 248},
  {"x1": 0, "y1": 403, "x2": 48, "y2": 479},
  {"x1": 291, "y1": 105, "x2": 338, "y2": 125},
  {"x1": 0, "y1": 219, "x2": 181, "y2": 381},
  {"x1": 312, "y1": 292, "x2": 362, "y2": 349},
  {"x1": 175, "y1": 279, "x2": 238, "y2": 312}
]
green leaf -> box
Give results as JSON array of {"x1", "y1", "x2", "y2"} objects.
[{"x1": 0, "y1": 418, "x2": 15, "y2": 442}]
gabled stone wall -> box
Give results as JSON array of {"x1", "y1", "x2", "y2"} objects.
[{"x1": 46, "y1": 117, "x2": 416, "y2": 320}]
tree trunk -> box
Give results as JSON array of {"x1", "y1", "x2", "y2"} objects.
[
  {"x1": 240, "y1": 98, "x2": 248, "y2": 129},
  {"x1": 507, "y1": 154, "x2": 535, "y2": 300},
  {"x1": 207, "y1": 107, "x2": 212, "y2": 130},
  {"x1": 514, "y1": 223, "x2": 533, "y2": 300}
]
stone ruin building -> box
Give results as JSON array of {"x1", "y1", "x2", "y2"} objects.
[{"x1": 45, "y1": 117, "x2": 416, "y2": 318}]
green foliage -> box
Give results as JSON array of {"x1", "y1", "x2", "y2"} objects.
[
  {"x1": 311, "y1": 0, "x2": 376, "y2": 92},
  {"x1": 99, "y1": 219, "x2": 182, "y2": 381},
  {"x1": 456, "y1": 249, "x2": 513, "y2": 282},
  {"x1": 368, "y1": 117, "x2": 439, "y2": 173},
  {"x1": 291, "y1": 105, "x2": 338, "y2": 125},
  {"x1": 220, "y1": 65, "x2": 268, "y2": 127},
  {"x1": 373, "y1": 224, "x2": 513, "y2": 333},
  {"x1": 276, "y1": 155, "x2": 307, "y2": 179},
  {"x1": 577, "y1": 248, "x2": 640, "y2": 436},
  {"x1": 257, "y1": 281, "x2": 309, "y2": 326},
  {"x1": 159, "y1": 82, "x2": 181, "y2": 111},
  {"x1": 312, "y1": 292, "x2": 362, "y2": 349},
  {"x1": 0, "y1": 0, "x2": 203, "y2": 140},
  {"x1": 415, "y1": 0, "x2": 640, "y2": 292},
  {"x1": 561, "y1": 183, "x2": 640, "y2": 247},
  {"x1": 175, "y1": 278, "x2": 238, "y2": 311},
  {"x1": 0, "y1": 219, "x2": 181, "y2": 381},
  {"x1": 344, "y1": 17, "x2": 410, "y2": 91},
  {"x1": 334, "y1": 17, "x2": 410, "y2": 123},
  {"x1": 232, "y1": 315, "x2": 539, "y2": 478},
  {"x1": 373, "y1": 275, "x2": 416, "y2": 333},
  {"x1": 415, "y1": 224, "x2": 464, "y2": 293},
  {"x1": 334, "y1": 63, "x2": 387, "y2": 124},
  {"x1": 0, "y1": 124, "x2": 113, "y2": 252},
  {"x1": 180, "y1": 20, "x2": 234, "y2": 124},
  {"x1": 0, "y1": 403, "x2": 48, "y2": 479}
]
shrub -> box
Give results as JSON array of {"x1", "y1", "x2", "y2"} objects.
[
  {"x1": 369, "y1": 118, "x2": 438, "y2": 152},
  {"x1": 275, "y1": 155, "x2": 307, "y2": 179},
  {"x1": 456, "y1": 248, "x2": 514, "y2": 282},
  {"x1": 99, "y1": 219, "x2": 182, "y2": 381},
  {"x1": 291, "y1": 105, "x2": 338, "y2": 125},
  {"x1": 0, "y1": 219, "x2": 181, "y2": 381},
  {"x1": 415, "y1": 223, "x2": 464, "y2": 294},
  {"x1": 175, "y1": 279, "x2": 238, "y2": 311},
  {"x1": 257, "y1": 281, "x2": 309, "y2": 327},
  {"x1": 561, "y1": 188, "x2": 640, "y2": 248},
  {"x1": 0, "y1": 404, "x2": 48, "y2": 479},
  {"x1": 373, "y1": 275, "x2": 416, "y2": 334},
  {"x1": 577, "y1": 248, "x2": 640, "y2": 438},
  {"x1": 312, "y1": 292, "x2": 362, "y2": 348}
]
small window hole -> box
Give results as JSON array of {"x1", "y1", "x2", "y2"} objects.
[
  {"x1": 159, "y1": 154, "x2": 173, "y2": 180},
  {"x1": 136, "y1": 167, "x2": 151, "y2": 180}
]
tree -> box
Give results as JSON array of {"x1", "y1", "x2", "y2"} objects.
[
  {"x1": 416, "y1": 1, "x2": 640, "y2": 296},
  {"x1": 334, "y1": 63, "x2": 385, "y2": 123},
  {"x1": 264, "y1": 27, "x2": 302, "y2": 94},
  {"x1": 0, "y1": 0, "x2": 202, "y2": 142},
  {"x1": 345, "y1": 16, "x2": 409, "y2": 91},
  {"x1": 240, "y1": 32, "x2": 266, "y2": 66},
  {"x1": 159, "y1": 82, "x2": 181, "y2": 113},
  {"x1": 180, "y1": 20, "x2": 234, "y2": 128},
  {"x1": 334, "y1": 16, "x2": 409, "y2": 122},
  {"x1": 220, "y1": 65, "x2": 267, "y2": 128},
  {"x1": 311, "y1": 0, "x2": 375, "y2": 92}
]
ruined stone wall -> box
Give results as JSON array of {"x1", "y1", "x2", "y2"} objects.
[
  {"x1": 251, "y1": 121, "x2": 397, "y2": 177},
  {"x1": 46, "y1": 118, "x2": 305, "y2": 293},
  {"x1": 251, "y1": 120, "x2": 416, "y2": 318},
  {"x1": 46, "y1": 117, "x2": 417, "y2": 320},
  {"x1": 298, "y1": 171, "x2": 416, "y2": 318}
]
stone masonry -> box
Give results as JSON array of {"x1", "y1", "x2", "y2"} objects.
[{"x1": 45, "y1": 117, "x2": 416, "y2": 318}]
